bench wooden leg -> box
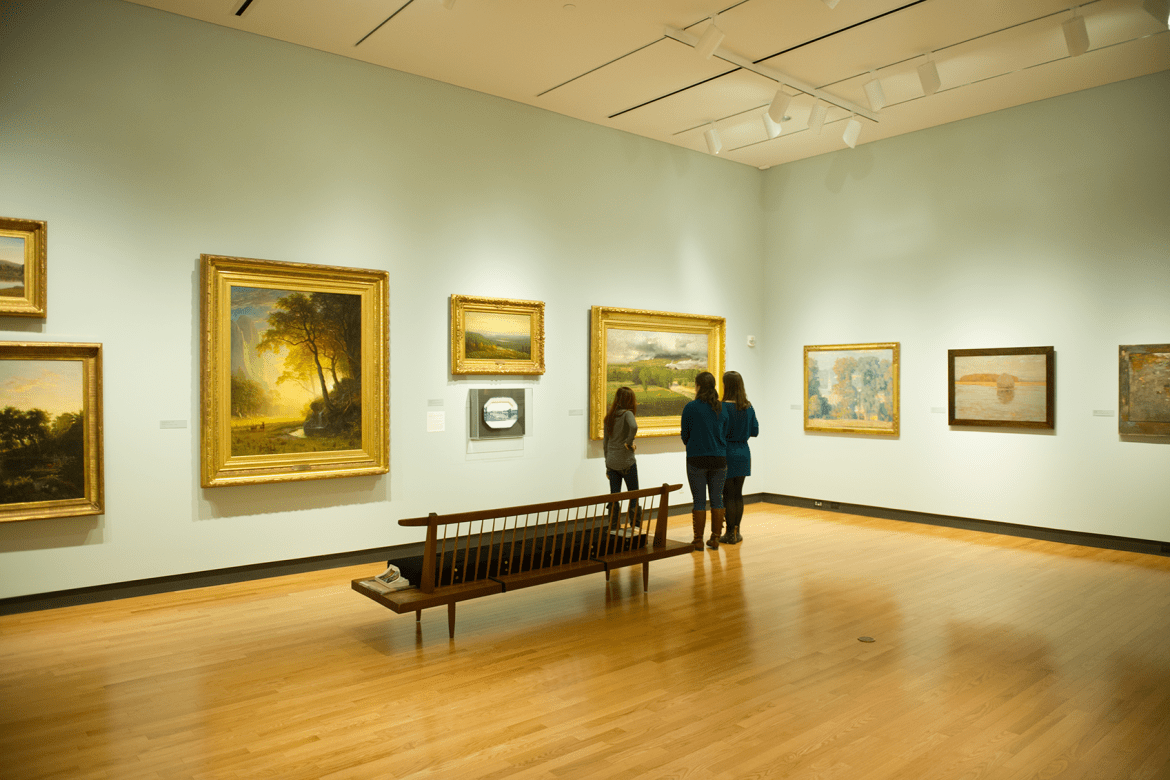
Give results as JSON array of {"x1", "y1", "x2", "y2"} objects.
[
  {"x1": 416, "y1": 609, "x2": 422, "y2": 622},
  {"x1": 642, "y1": 561, "x2": 650, "y2": 592},
  {"x1": 448, "y1": 602, "x2": 456, "y2": 639},
  {"x1": 604, "y1": 569, "x2": 611, "y2": 582}
]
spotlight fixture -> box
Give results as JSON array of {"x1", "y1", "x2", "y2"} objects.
[
  {"x1": 822, "y1": 0, "x2": 841, "y2": 8},
  {"x1": 807, "y1": 100, "x2": 827, "y2": 135},
  {"x1": 917, "y1": 55, "x2": 941, "y2": 96},
  {"x1": 767, "y1": 89, "x2": 792, "y2": 124},
  {"x1": 704, "y1": 123, "x2": 723, "y2": 155},
  {"x1": 695, "y1": 16, "x2": 725, "y2": 59},
  {"x1": 763, "y1": 113, "x2": 782, "y2": 139},
  {"x1": 1144, "y1": 0, "x2": 1170, "y2": 27},
  {"x1": 1063, "y1": 9, "x2": 1089, "y2": 57},
  {"x1": 862, "y1": 74, "x2": 885, "y2": 112},
  {"x1": 843, "y1": 116, "x2": 862, "y2": 148}
]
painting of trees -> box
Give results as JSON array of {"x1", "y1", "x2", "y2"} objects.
[{"x1": 804, "y1": 344, "x2": 899, "y2": 435}]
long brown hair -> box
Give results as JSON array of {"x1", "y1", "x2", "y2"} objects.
[
  {"x1": 722, "y1": 371, "x2": 751, "y2": 411},
  {"x1": 604, "y1": 386, "x2": 637, "y2": 435},
  {"x1": 694, "y1": 372, "x2": 721, "y2": 414}
]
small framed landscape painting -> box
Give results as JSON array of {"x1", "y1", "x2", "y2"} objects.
[
  {"x1": 590, "y1": 306, "x2": 725, "y2": 440},
  {"x1": 948, "y1": 346, "x2": 1055, "y2": 429},
  {"x1": 450, "y1": 295, "x2": 545, "y2": 375},
  {"x1": 804, "y1": 342, "x2": 900, "y2": 436},
  {"x1": 0, "y1": 342, "x2": 103, "y2": 522},
  {"x1": 469, "y1": 388, "x2": 526, "y2": 440},
  {"x1": 1119, "y1": 343, "x2": 1170, "y2": 436},
  {"x1": 0, "y1": 217, "x2": 47, "y2": 318},
  {"x1": 200, "y1": 255, "x2": 389, "y2": 487}
]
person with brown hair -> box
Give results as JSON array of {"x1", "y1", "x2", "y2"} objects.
[
  {"x1": 719, "y1": 370, "x2": 759, "y2": 545},
  {"x1": 680, "y1": 371, "x2": 730, "y2": 550},
  {"x1": 602, "y1": 386, "x2": 639, "y2": 527}
]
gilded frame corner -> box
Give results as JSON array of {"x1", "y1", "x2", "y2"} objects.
[
  {"x1": 0, "y1": 341, "x2": 103, "y2": 522},
  {"x1": 804, "y1": 342, "x2": 900, "y2": 436},
  {"x1": 450, "y1": 294, "x2": 546, "y2": 376},
  {"x1": 590, "y1": 306, "x2": 726, "y2": 440},
  {"x1": 200, "y1": 254, "x2": 389, "y2": 488},
  {"x1": 0, "y1": 217, "x2": 47, "y2": 318}
]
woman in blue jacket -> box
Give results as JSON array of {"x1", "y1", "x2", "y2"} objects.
[
  {"x1": 719, "y1": 371, "x2": 759, "y2": 545},
  {"x1": 680, "y1": 371, "x2": 730, "y2": 550}
]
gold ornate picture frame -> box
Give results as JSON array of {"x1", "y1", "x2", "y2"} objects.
[
  {"x1": 201, "y1": 255, "x2": 389, "y2": 487},
  {"x1": 590, "y1": 306, "x2": 725, "y2": 440},
  {"x1": 0, "y1": 217, "x2": 47, "y2": 318},
  {"x1": 0, "y1": 342, "x2": 103, "y2": 522},
  {"x1": 804, "y1": 342, "x2": 900, "y2": 436},
  {"x1": 450, "y1": 295, "x2": 545, "y2": 375}
]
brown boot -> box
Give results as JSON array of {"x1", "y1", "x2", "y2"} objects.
[
  {"x1": 707, "y1": 508, "x2": 725, "y2": 550},
  {"x1": 691, "y1": 510, "x2": 706, "y2": 551}
]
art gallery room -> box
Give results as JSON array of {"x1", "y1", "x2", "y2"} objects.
[{"x1": 2, "y1": 0, "x2": 1170, "y2": 777}]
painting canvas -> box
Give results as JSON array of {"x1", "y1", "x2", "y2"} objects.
[
  {"x1": 0, "y1": 217, "x2": 47, "y2": 317},
  {"x1": 590, "y1": 307, "x2": 725, "y2": 439},
  {"x1": 202, "y1": 255, "x2": 388, "y2": 487},
  {"x1": 805, "y1": 343, "x2": 899, "y2": 435},
  {"x1": 0, "y1": 342, "x2": 103, "y2": 522},
  {"x1": 1119, "y1": 344, "x2": 1170, "y2": 436},
  {"x1": 948, "y1": 346, "x2": 1055, "y2": 429},
  {"x1": 451, "y1": 295, "x2": 545, "y2": 375}
]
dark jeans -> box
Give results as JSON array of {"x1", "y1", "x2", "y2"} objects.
[
  {"x1": 685, "y1": 460, "x2": 727, "y2": 511},
  {"x1": 606, "y1": 462, "x2": 639, "y2": 520},
  {"x1": 723, "y1": 476, "x2": 746, "y2": 529}
]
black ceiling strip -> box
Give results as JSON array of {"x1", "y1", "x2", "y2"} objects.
[
  {"x1": 537, "y1": 39, "x2": 666, "y2": 98},
  {"x1": 609, "y1": 57, "x2": 740, "y2": 119},
  {"x1": 356, "y1": 0, "x2": 417, "y2": 47},
  {"x1": 235, "y1": 0, "x2": 255, "y2": 17}
]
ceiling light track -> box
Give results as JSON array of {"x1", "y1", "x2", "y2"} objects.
[
  {"x1": 356, "y1": 0, "x2": 417, "y2": 47},
  {"x1": 663, "y1": 26, "x2": 878, "y2": 121},
  {"x1": 234, "y1": 0, "x2": 256, "y2": 17}
]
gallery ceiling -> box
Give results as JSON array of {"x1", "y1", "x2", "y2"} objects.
[{"x1": 125, "y1": 0, "x2": 1170, "y2": 168}]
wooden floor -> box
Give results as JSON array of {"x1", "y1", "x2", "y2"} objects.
[{"x1": 3, "y1": 504, "x2": 1169, "y2": 780}]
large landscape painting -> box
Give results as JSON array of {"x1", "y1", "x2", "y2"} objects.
[
  {"x1": 464, "y1": 310, "x2": 531, "y2": 361},
  {"x1": 805, "y1": 343, "x2": 900, "y2": 435},
  {"x1": 201, "y1": 255, "x2": 388, "y2": 487},
  {"x1": 948, "y1": 346, "x2": 1055, "y2": 429},
  {"x1": 230, "y1": 287, "x2": 363, "y2": 456},
  {"x1": 590, "y1": 307, "x2": 725, "y2": 439}
]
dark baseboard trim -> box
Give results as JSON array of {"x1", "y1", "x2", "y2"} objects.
[
  {"x1": 759, "y1": 493, "x2": 1170, "y2": 558},
  {"x1": 4, "y1": 492, "x2": 1164, "y2": 615}
]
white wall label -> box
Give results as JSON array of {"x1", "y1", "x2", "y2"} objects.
[
  {"x1": 159, "y1": 420, "x2": 187, "y2": 429},
  {"x1": 426, "y1": 411, "x2": 445, "y2": 432},
  {"x1": 790, "y1": 404, "x2": 801, "y2": 410},
  {"x1": 931, "y1": 407, "x2": 945, "y2": 414},
  {"x1": 1092, "y1": 410, "x2": 1115, "y2": 417},
  {"x1": 427, "y1": 398, "x2": 444, "y2": 407},
  {"x1": 568, "y1": 409, "x2": 584, "y2": 416}
]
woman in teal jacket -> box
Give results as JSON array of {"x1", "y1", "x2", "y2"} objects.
[
  {"x1": 680, "y1": 372, "x2": 730, "y2": 550},
  {"x1": 719, "y1": 371, "x2": 759, "y2": 545}
]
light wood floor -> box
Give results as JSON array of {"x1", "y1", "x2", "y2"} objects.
[{"x1": 3, "y1": 504, "x2": 1169, "y2": 780}]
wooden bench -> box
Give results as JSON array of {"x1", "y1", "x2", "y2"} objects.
[{"x1": 352, "y1": 483, "x2": 692, "y2": 637}]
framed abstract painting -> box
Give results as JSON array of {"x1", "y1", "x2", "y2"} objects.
[{"x1": 1119, "y1": 343, "x2": 1170, "y2": 436}]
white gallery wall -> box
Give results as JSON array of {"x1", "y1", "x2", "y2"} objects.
[
  {"x1": 0, "y1": 0, "x2": 766, "y2": 599},
  {"x1": 0, "y1": 0, "x2": 1166, "y2": 601},
  {"x1": 760, "y1": 70, "x2": 1170, "y2": 542}
]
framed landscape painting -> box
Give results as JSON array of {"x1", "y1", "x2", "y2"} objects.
[
  {"x1": 0, "y1": 217, "x2": 47, "y2": 318},
  {"x1": 1119, "y1": 343, "x2": 1170, "y2": 436},
  {"x1": 201, "y1": 255, "x2": 389, "y2": 487},
  {"x1": 804, "y1": 342, "x2": 899, "y2": 436},
  {"x1": 0, "y1": 342, "x2": 103, "y2": 522},
  {"x1": 450, "y1": 295, "x2": 545, "y2": 375},
  {"x1": 590, "y1": 306, "x2": 725, "y2": 440},
  {"x1": 948, "y1": 346, "x2": 1055, "y2": 429}
]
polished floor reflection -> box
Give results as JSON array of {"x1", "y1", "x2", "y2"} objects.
[{"x1": 3, "y1": 504, "x2": 1168, "y2": 779}]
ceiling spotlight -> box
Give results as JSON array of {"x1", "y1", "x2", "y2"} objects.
[
  {"x1": 1144, "y1": 0, "x2": 1170, "y2": 27},
  {"x1": 918, "y1": 56, "x2": 941, "y2": 96},
  {"x1": 767, "y1": 90, "x2": 792, "y2": 124},
  {"x1": 763, "y1": 113, "x2": 782, "y2": 139},
  {"x1": 1063, "y1": 10, "x2": 1089, "y2": 57},
  {"x1": 843, "y1": 116, "x2": 862, "y2": 148},
  {"x1": 704, "y1": 123, "x2": 723, "y2": 155},
  {"x1": 822, "y1": 0, "x2": 841, "y2": 8},
  {"x1": 863, "y1": 74, "x2": 885, "y2": 112},
  {"x1": 695, "y1": 16, "x2": 725, "y2": 59},
  {"x1": 808, "y1": 100, "x2": 827, "y2": 135}
]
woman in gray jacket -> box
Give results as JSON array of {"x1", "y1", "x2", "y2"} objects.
[{"x1": 603, "y1": 386, "x2": 639, "y2": 527}]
